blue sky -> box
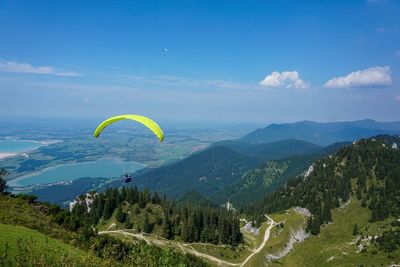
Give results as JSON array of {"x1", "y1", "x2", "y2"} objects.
[{"x1": 0, "y1": 0, "x2": 399, "y2": 124}]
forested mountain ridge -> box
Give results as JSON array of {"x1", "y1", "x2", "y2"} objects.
[
  {"x1": 213, "y1": 141, "x2": 351, "y2": 207},
  {"x1": 214, "y1": 155, "x2": 317, "y2": 207},
  {"x1": 133, "y1": 145, "x2": 263, "y2": 199},
  {"x1": 249, "y1": 135, "x2": 400, "y2": 245},
  {"x1": 132, "y1": 139, "x2": 339, "y2": 205},
  {"x1": 241, "y1": 119, "x2": 400, "y2": 146}
]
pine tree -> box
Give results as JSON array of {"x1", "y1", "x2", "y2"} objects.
[
  {"x1": 124, "y1": 218, "x2": 133, "y2": 229},
  {"x1": 231, "y1": 218, "x2": 242, "y2": 246},
  {"x1": 307, "y1": 216, "x2": 320, "y2": 235},
  {"x1": 152, "y1": 192, "x2": 161, "y2": 204},
  {"x1": 322, "y1": 203, "x2": 332, "y2": 223},
  {"x1": 103, "y1": 198, "x2": 114, "y2": 220},
  {"x1": 116, "y1": 206, "x2": 126, "y2": 223},
  {"x1": 352, "y1": 224, "x2": 359, "y2": 236},
  {"x1": 181, "y1": 219, "x2": 190, "y2": 242},
  {"x1": 142, "y1": 212, "x2": 152, "y2": 233},
  {"x1": 361, "y1": 197, "x2": 367, "y2": 207},
  {"x1": 162, "y1": 214, "x2": 173, "y2": 239},
  {"x1": 0, "y1": 169, "x2": 6, "y2": 193},
  {"x1": 138, "y1": 194, "x2": 146, "y2": 209},
  {"x1": 134, "y1": 205, "x2": 140, "y2": 215},
  {"x1": 120, "y1": 187, "x2": 127, "y2": 202}
]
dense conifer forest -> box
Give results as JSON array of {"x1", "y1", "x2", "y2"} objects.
[{"x1": 58, "y1": 186, "x2": 242, "y2": 247}]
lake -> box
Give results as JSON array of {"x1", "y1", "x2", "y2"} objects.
[
  {"x1": 8, "y1": 158, "x2": 145, "y2": 187},
  {"x1": 0, "y1": 139, "x2": 42, "y2": 153}
]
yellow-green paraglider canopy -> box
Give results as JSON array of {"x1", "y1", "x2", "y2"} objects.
[{"x1": 93, "y1": 114, "x2": 164, "y2": 142}]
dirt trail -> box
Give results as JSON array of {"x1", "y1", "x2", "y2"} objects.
[
  {"x1": 99, "y1": 215, "x2": 278, "y2": 267},
  {"x1": 98, "y1": 229, "x2": 240, "y2": 266},
  {"x1": 240, "y1": 215, "x2": 276, "y2": 267}
]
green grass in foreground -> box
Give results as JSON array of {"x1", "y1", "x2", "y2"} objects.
[
  {"x1": 0, "y1": 195, "x2": 77, "y2": 243},
  {"x1": 0, "y1": 223, "x2": 100, "y2": 266}
]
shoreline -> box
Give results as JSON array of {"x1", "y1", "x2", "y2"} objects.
[
  {"x1": 7, "y1": 158, "x2": 146, "y2": 187},
  {"x1": 0, "y1": 152, "x2": 18, "y2": 160},
  {"x1": 0, "y1": 138, "x2": 62, "y2": 160}
]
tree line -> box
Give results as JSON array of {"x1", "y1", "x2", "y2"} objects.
[{"x1": 62, "y1": 186, "x2": 242, "y2": 247}]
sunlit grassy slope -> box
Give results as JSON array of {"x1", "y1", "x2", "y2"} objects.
[
  {"x1": 269, "y1": 198, "x2": 400, "y2": 267},
  {"x1": 0, "y1": 223, "x2": 94, "y2": 266},
  {"x1": 0, "y1": 195, "x2": 106, "y2": 266},
  {"x1": 241, "y1": 209, "x2": 305, "y2": 267},
  {"x1": 0, "y1": 194, "x2": 76, "y2": 242}
]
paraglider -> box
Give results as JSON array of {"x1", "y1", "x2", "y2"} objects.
[
  {"x1": 161, "y1": 48, "x2": 168, "y2": 56},
  {"x1": 93, "y1": 114, "x2": 164, "y2": 142},
  {"x1": 122, "y1": 173, "x2": 132, "y2": 183},
  {"x1": 93, "y1": 114, "x2": 164, "y2": 183}
]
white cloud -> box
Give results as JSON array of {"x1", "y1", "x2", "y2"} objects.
[
  {"x1": 259, "y1": 71, "x2": 309, "y2": 89},
  {"x1": 119, "y1": 74, "x2": 257, "y2": 91},
  {"x1": 324, "y1": 66, "x2": 392, "y2": 88},
  {"x1": 376, "y1": 27, "x2": 390, "y2": 33},
  {"x1": 0, "y1": 61, "x2": 80, "y2": 77},
  {"x1": 205, "y1": 79, "x2": 253, "y2": 90}
]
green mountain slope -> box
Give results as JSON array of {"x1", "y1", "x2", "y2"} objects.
[
  {"x1": 212, "y1": 139, "x2": 321, "y2": 159},
  {"x1": 247, "y1": 135, "x2": 400, "y2": 265},
  {"x1": 0, "y1": 223, "x2": 97, "y2": 266},
  {"x1": 133, "y1": 139, "x2": 329, "y2": 203},
  {"x1": 0, "y1": 194, "x2": 78, "y2": 242},
  {"x1": 218, "y1": 141, "x2": 351, "y2": 207},
  {"x1": 177, "y1": 190, "x2": 215, "y2": 207},
  {"x1": 269, "y1": 198, "x2": 400, "y2": 267},
  {"x1": 133, "y1": 145, "x2": 264, "y2": 199},
  {"x1": 214, "y1": 155, "x2": 316, "y2": 207}
]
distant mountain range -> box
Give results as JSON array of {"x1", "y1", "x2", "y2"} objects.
[
  {"x1": 132, "y1": 119, "x2": 399, "y2": 206},
  {"x1": 240, "y1": 119, "x2": 400, "y2": 146}
]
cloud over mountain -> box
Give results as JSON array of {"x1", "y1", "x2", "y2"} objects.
[
  {"x1": 324, "y1": 66, "x2": 392, "y2": 89},
  {"x1": 259, "y1": 71, "x2": 309, "y2": 89}
]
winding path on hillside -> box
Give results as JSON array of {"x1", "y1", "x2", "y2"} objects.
[
  {"x1": 99, "y1": 214, "x2": 278, "y2": 267},
  {"x1": 99, "y1": 229, "x2": 240, "y2": 266},
  {"x1": 240, "y1": 215, "x2": 276, "y2": 267}
]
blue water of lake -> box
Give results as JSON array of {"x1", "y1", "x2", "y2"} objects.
[
  {"x1": 0, "y1": 140, "x2": 41, "y2": 153},
  {"x1": 8, "y1": 158, "x2": 145, "y2": 187}
]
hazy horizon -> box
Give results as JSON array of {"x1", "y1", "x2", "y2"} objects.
[{"x1": 1, "y1": 116, "x2": 400, "y2": 132}]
